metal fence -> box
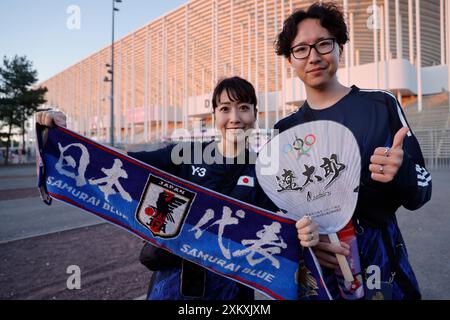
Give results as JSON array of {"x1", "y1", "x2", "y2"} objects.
[
  {"x1": 7, "y1": 128, "x2": 448, "y2": 171},
  {"x1": 414, "y1": 129, "x2": 450, "y2": 170},
  {"x1": 165, "y1": 128, "x2": 450, "y2": 170},
  {"x1": 0, "y1": 148, "x2": 36, "y2": 166}
]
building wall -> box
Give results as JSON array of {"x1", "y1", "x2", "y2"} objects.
[{"x1": 40, "y1": 0, "x2": 448, "y2": 144}]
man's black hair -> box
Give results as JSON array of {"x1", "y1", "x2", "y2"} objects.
[{"x1": 275, "y1": 2, "x2": 349, "y2": 59}]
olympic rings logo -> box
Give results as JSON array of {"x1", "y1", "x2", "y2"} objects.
[{"x1": 282, "y1": 134, "x2": 317, "y2": 159}]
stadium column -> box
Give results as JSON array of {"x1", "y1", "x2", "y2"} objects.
[
  {"x1": 344, "y1": 0, "x2": 349, "y2": 87},
  {"x1": 200, "y1": 67, "x2": 206, "y2": 132},
  {"x1": 97, "y1": 56, "x2": 101, "y2": 140},
  {"x1": 408, "y1": 0, "x2": 414, "y2": 65},
  {"x1": 184, "y1": 4, "x2": 189, "y2": 131},
  {"x1": 382, "y1": 0, "x2": 391, "y2": 89},
  {"x1": 241, "y1": 22, "x2": 245, "y2": 78},
  {"x1": 174, "y1": 28, "x2": 178, "y2": 133},
  {"x1": 169, "y1": 77, "x2": 172, "y2": 134},
  {"x1": 164, "y1": 17, "x2": 168, "y2": 139},
  {"x1": 72, "y1": 66, "x2": 76, "y2": 133},
  {"x1": 72, "y1": 69, "x2": 77, "y2": 133},
  {"x1": 202, "y1": 68, "x2": 205, "y2": 107},
  {"x1": 440, "y1": 0, "x2": 445, "y2": 65},
  {"x1": 125, "y1": 44, "x2": 130, "y2": 143},
  {"x1": 447, "y1": 0, "x2": 450, "y2": 111},
  {"x1": 77, "y1": 63, "x2": 84, "y2": 135},
  {"x1": 211, "y1": 2, "x2": 214, "y2": 90},
  {"x1": 166, "y1": 18, "x2": 170, "y2": 138},
  {"x1": 415, "y1": 0, "x2": 422, "y2": 112},
  {"x1": 113, "y1": 48, "x2": 118, "y2": 144},
  {"x1": 158, "y1": 26, "x2": 164, "y2": 139},
  {"x1": 162, "y1": 19, "x2": 165, "y2": 139},
  {"x1": 103, "y1": 57, "x2": 108, "y2": 142},
  {"x1": 76, "y1": 67, "x2": 80, "y2": 135},
  {"x1": 215, "y1": 0, "x2": 218, "y2": 86},
  {"x1": 59, "y1": 75, "x2": 62, "y2": 115},
  {"x1": 380, "y1": 3, "x2": 386, "y2": 89},
  {"x1": 77, "y1": 64, "x2": 81, "y2": 135},
  {"x1": 248, "y1": 13, "x2": 252, "y2": 84},
  {"x1": 395, "y1": 0, "x2": 402, "y2": 60},
  {"x1": 282, "y1": 0, "x2": 286, "y2": 118},
  {"x1": 290, "y1": 0, "x2": 296, "y2": 106},
  {"x1": 231, "y1": 0, "x2": 234, "y2": 75},
  {"x1": 117, "y1": 41, "x2": 122, "y2": 144},
  {"x1": 275, "y1": 0, "x2": 279, "y2": 124},
  {"x1": 63, "y1": 73, "x2": 65, "y2": 116},
  {"x1": 373, "y1": 0, "x2": 380, "y2": 89},
  {"x1": 144, "y1": 26, "x2": 149, "y2": 143},
  {"x1": 157, "y1": 31, "x2": 162, "y2": 139},
  {"x1": 57, "y1": 77, "x2": 61, "y2": 122},
  {"x1": 63, "y1": 74, "x2": 66, "y2": 127},
  {"x1": 81, "y1": 65, "x2": 85, "y2": 136},
  {"x1": 80, "y1": 67, "x2": 83, "y2": 135},
  {"x1": 191, "y1": 41, "x2": 195, "y2": 132},
  {"x1": 264, "y1": 0, "x2": 269, "y2": 129},
  {"x1": 69, "y1": 69, "x2": 73, "y2": 131},
  {"x1": 80, "y1": 63, "x2": 84, "y2": 136},
  {"x1": 149, "y1": 33, "x2": 153, "y2": 141},
  {"x1": 384, "y1": 0, "x2": 390, "y2": 60},
  {"x1": 88, "y1": 59, "x2": 92, "y2": 138},
  {"x1": 255, "y1": 0, "x2": 259, "y2": 104},
  {"x1": 131, "y1": 33, "x2": 136, "y2": 144}
]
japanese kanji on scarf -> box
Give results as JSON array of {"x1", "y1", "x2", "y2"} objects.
[{"x1": 35, "y1": 124, "x2": 331, "y2": 300}]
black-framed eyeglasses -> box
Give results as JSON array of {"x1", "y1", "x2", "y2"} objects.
[{"x1": 290, "y1": 37, "x2": 336, "y2": 60}]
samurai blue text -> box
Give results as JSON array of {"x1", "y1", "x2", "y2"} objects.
[
  {"x1": 181, "y1": 244, "x2": 275, "y2": 283},
  {"x1": 46, "y1": 176, "x2": 129, "y2": 221}
]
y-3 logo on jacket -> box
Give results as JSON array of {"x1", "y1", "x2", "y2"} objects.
[{"x1": 191, "y1": 166, "x2": 206, "y2": 177}]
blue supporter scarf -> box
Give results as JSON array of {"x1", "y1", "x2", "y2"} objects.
[{"x1": 35, "y1": 124, "x2": 331, "y2": 300}]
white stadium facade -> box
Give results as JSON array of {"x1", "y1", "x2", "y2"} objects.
[{"x1": 39, "y1": 0, "x2": 450, "y2": 168}]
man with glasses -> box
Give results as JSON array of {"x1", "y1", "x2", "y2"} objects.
[
  {"x1": 290, "y1": 37, "x2": 336, "y2": 60},
  {"x1": 274, "y1": 2, "x2": 431, "y2": 300}
]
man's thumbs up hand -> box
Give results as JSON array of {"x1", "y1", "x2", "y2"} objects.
[
  {"x1": 369, "y1": 127, "x2": 409, "y2": 183},
  {"x1": 392, "y1": 127, "x2": 410, "y2": 149}
]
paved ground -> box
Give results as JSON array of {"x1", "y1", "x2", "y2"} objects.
[
  {"x1": 0, "y1": 165, "x2": 151, "y2": 300},
  {"x1": 0, "y1": 223, "x2": 151, "y2": 300},
  {"x1": 396, "y1": 168, "x2": 450, "y2": 299},
  {"x1": 0, "y1": 164, "x2": 449, "y2": 300}
]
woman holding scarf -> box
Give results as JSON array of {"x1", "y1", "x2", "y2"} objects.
[{"x1": 36, "y1": 76, "x2": 322, "y2": 300}]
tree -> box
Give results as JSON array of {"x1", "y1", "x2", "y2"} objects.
[{"x1": 0, "y1": 55, "x2": 47, "y2": 165}]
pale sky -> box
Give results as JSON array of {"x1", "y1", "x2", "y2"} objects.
[{"x1": 0, "y1": 0, "x2": 187, "y2": 82}]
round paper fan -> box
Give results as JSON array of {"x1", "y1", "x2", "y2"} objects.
[{"x1": 256, "y1": 120, "x2": 361, "y2": 234}]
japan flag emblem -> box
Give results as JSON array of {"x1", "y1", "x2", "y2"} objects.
[{"x1": 237, "y1": 175, "x2": 254, "y2": 187}]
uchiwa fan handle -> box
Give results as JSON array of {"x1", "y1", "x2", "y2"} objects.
[{"x1": 328, "y1": 233, "x2": 354, "y2": 282}]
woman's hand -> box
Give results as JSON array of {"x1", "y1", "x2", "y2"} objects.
[
  {"x1": 295, "y1": 217, "x2": 319, "y2": 247},
  {"x1": 35, "y1": 110, "x2": 67, "y2": 128},
  {"x1": 369, "y1": 127, "x2": 409, "y2": 183},
  {"x1": 313, "y1": 235, "x2": 350, "y2": 269}
]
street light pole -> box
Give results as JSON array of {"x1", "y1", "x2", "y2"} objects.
[{"x1": 106, "y1": 0, "x2": 122, "y2": 146}]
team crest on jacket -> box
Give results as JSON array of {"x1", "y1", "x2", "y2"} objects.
[{"x1": 136, "y1": 175, "x2": 196, "y2": 238}]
